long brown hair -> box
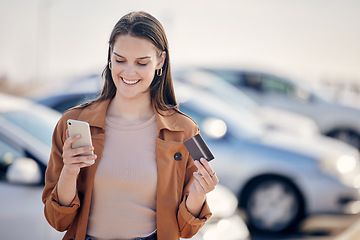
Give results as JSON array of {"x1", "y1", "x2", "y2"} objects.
[{"x1": 95, "y1": 11, "x2": 177, "y2": 112}]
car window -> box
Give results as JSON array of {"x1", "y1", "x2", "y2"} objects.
[
  {"x1": 179, "y1": 71, "x2": 258, "y2": 111},
  {"x1": 53, "y1": 94, "x2": 98, "y2": 113},
  {"x1": 260, "y1": 75, "x2": 313, "y2": 101},
  {"x1": 0, "y1": 106, "x2": 59, "y2": 148},
  {"x1": 213, "y1": 70, "x2": 241, "y2": 86},
  {"x1": 242, "y1": 73, "x2": 263, "y2": 91},
  {"x1": 0, "y1": 137, "x2": 25, "y2": 181},
  {"x1": 259, "y1": 75, "x2": 293, "y2": 95}
]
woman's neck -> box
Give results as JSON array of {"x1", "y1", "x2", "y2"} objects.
[{"x1": 107, "y1": 93, "x2": 154, "y2": 124}]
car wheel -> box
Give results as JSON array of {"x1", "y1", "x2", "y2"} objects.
[
  {"x1": 243, "y1": 176, "x2": 304, "y2": 233},
  {"x1": 328, "y1": 129, "x2": 360, "y2": 150}
]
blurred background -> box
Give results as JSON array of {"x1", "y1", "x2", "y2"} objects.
[
  {"x1": 1, "y1": 0, "x2": 360, "y2": 97},
  {"x1": 1, "y1": 0, "x2": 360, "y2": 240}
]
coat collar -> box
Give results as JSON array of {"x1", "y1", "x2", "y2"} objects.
[{"x1": 75, "y1": 99, "x2": 186, "y2": 132}]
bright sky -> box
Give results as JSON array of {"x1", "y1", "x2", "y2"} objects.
[{"x1": 0, "y1": 0, "x2": 359, "y2": 84}]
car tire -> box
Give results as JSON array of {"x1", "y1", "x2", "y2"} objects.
[{"x1": 242, "y1": 176, "x2": 304, "y2": 233}]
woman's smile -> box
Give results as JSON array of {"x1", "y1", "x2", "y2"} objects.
[{"x1": 121, "y1": 77, "x2": 141, "y2": 85}]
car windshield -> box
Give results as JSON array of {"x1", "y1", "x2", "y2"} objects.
[
  {"x1": 178, "y1": 70, "x2": 258, "y2": 111},
  {"x1": 0, "y1": 105, "x2": 60, "y2": 148}
]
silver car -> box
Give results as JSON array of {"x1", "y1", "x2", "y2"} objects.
[
  {"x1": 175, "y1": 81, "x2": 360, "y2": 233},
  {"x1": 202, "y1": 67, "x2": 360, "y2": 150}
]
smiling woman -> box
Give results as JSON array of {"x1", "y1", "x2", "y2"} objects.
[
  {"x1": 42, "y1": 11, "x2": 218, "y2": 240},
  {"x1": 108, "y1": 35, "x2": 166, "y2": 104}
]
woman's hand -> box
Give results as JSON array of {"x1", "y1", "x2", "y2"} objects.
[
  {"x1": 190, "y1": 158, "x2": 219, "y2": 196},
  {"x1": 186, "y1": 158, "x2": 219, "y2": 217},
  {"x1": 57, "y1": 129, "x2": 97, "y2": 206},
  {"x1": 61, "y1": 129, "x2": 97, "y2": 176}
]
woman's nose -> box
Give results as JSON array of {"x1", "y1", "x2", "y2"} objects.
[{"x1": 123, "y1": 64, "x2": 136, "y2": 76}]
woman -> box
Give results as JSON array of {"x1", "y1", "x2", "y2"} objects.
[{"x1": 42, "y1": 11, "x2": 218, "y2": 240}]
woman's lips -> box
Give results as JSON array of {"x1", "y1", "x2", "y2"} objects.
[{"x1": 122, "y1": 77, "x2": 140, "y2": 85}]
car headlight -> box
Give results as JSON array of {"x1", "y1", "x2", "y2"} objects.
[
  {"x1": 320, "y1": 155, "x2": 360, "y2": 188},
  {"x1": 202, "y1": 118, "x2": 227, "y2": 139},
  {"x1": 336, "y1": 155, "x2": 358, "y2": 173}
]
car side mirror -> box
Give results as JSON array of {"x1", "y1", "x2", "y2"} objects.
[{"x1": 6, "y1": 158, "x2": 42, "y2": 185}]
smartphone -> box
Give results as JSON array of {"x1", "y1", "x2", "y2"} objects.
[{"x1": 67, "y1": 119, "x2": 94, "y2": 164}]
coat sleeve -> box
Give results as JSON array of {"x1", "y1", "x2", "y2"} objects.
[
  {"x1": 42, "y1": 118, "x2": 81, "y2": 232},
  {"x1": 177, "y1": 175, "x2": 212, "y2": 237},
  {"x1": 177, "y1": 127, "x2": 212, "y2": 238}
]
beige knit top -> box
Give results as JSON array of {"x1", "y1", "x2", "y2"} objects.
[{"x1": 87, "y1": 114, "x2": 158, "y2": 239}]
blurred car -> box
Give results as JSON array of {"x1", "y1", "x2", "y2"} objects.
[
  {"x1": 173, "y1": 68, "x2": 320, "y2": 138},
  {"x1": 0, "y1": 93, "x2": 64, "y2": 240},
  {"x1": 202, "y1": 67, "x2": 360, "y2": 149},
  {"x1": 36, "y1": 91, "x2": 100, "y2": 113},
  {"x1": 36, "y1": 82, "x2": 360, "y2": 234},
  {"x1": 174, "y1": 82, "x2": 360, "y2": 233},
  {"x1": 0, "y1": 93, "x2": 250, "y2": 240}
]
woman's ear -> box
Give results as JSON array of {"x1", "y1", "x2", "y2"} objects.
[{"x1": 156, "y1": 51, "x2": 166, "y2": 69}]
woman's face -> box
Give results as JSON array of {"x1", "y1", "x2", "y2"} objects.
[{"x1": 110, "y1": 35, "x2": 165, "y2": 101}]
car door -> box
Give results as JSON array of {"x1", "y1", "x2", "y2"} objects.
[{"x1": 0, "y1": 135, "x2": 64, "y2": 240}]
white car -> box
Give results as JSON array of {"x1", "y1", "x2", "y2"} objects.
[
  {"x1": 203, "y1": 67, "x2": 360, "y2": 149},
  {"x1": 0, "y1": 93, "x2": 250, "y2": 240}
]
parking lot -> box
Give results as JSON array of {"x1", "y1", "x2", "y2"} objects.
[
  {"x1": 1, "y1": 1, "x2": 360, "y2": 240},
  {"x1": 252, "y1": 214, "x2": 360, "y2": 240}
]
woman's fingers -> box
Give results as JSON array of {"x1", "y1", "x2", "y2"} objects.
[
  {"x1": 192, "y1": 172, "x2": 207, "y2": 194},
  {"x1": 63, "y1": 134, "x2": 81, "y2": 152},
  {"x1": 194, "y1": 161, "x2": 212, "y2": 185},
  {"x1": 63, "y1": 144, "x2": 94, "y2": 158},
  {"x1": 193, "y1": 158, "x2": 218, "y2": 193},
  {"x1": 199, "y1": 158, "x2": 219, "y2": 184},
  {"x1": 62, "y1": 132, "x2": 96, "y2": 166},
  {"x1": 63, "y1": 153, "x2": 97, "y2": 165}
]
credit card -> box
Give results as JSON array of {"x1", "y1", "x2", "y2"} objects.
[{"x1": 184, "y1": 133, "x2": 214, "y2": 161}]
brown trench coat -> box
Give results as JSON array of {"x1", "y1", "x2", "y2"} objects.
[{"x1": 42, "y1": 99, "x2": 212, "y2": 240}]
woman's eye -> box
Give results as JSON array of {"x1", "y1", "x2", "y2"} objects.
[
  {"x1": 137, "y1": 62, "x2": 148, "y2": 66},
  {"x1": 115, "y1": 59, "x2": 125, "y2": 63}
]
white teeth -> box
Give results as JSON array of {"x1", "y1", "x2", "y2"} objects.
[{"x1": 122, "y1": 78, "x2": 140, "y2": 85}]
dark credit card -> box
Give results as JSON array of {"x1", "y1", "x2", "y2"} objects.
[{"x1": 184, "y1": 133, "x2": 214, "y2": 161}]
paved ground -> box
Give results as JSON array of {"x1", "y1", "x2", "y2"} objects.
[
  {"x1": 334, "y1": 216, "x2": 360, "y2": 240},
  {"x1": 251, "y1": 214, "x2": 360, "y2": 240}
]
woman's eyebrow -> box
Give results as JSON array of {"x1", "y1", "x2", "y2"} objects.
[{"x1": 113, "y1": 51, "x2": 151, "y2": 59}]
